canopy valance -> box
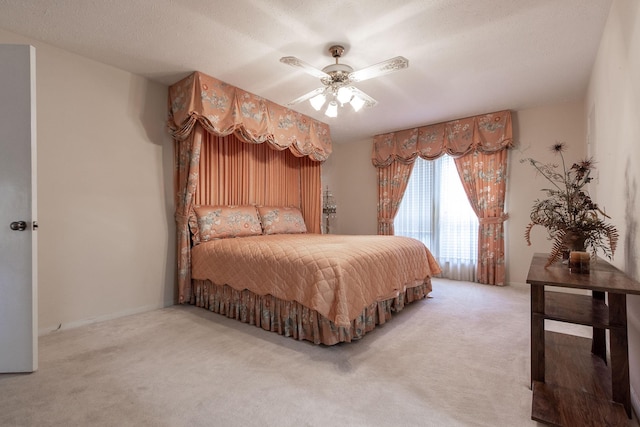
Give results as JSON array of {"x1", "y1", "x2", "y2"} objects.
[
  {"x1": 372, "y1": 110, "x2": 512, "y2": 167},
  {"x1": 168, "y1": 71, "x2": 332, "y2": 161}
]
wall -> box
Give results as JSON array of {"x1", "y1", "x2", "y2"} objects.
[
  {"x1": 506, "y1": 103, "x2": 586, "y2": 284},
  {"x1": 586, "y1": 0, "x2": 640, "y2": 414},
  {"x1": 0, "y1": 29, "x2": 175, "y2": 333},
  {"x1": 322, "y1": 137, "x2": 378, "y2": 235}
]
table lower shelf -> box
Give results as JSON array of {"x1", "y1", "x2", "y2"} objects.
[{"x1": 531, "y1": 331, "x2": 629, "y2": 426}]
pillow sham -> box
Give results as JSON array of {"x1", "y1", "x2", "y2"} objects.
[
  {"x1": 257, "y1": 206, "x2": 307, "y2": 235},
  {"x1": 193, "y1": 205, "x2": 262, "y2": 243}
]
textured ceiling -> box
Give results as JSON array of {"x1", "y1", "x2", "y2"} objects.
[{"x1": 0, "y1": 0, "x2": 612, "y2": 144}]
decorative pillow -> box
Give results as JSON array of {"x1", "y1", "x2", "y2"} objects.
[
  {"x1": 257, "y1": 206, "x2": 307, "y2": 235},
  {"x1": 193, "y1": 205, "x2": 262, "y2": 242}
]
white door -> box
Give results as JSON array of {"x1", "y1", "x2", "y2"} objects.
[{"x1": 0, "y1": 44, "x2": 37, "y2": 373}]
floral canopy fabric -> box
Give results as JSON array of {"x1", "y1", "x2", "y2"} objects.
[
  {"x1": 372, "y1": 110, "x2": 512, "y2": 166},
  {"x1": 168, "y1": 71, "x2": 332, "y2": 159},
  {"x1": 168, "y1": 71, "x2": 332, "y2": 303}
]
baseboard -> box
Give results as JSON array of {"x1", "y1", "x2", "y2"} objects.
[
  {"x1": 38, "y1": 299, "x2": 175, "y2": 336},
  {"x1": 506, "y1": 280, "x2": 528, "y2": 288}
]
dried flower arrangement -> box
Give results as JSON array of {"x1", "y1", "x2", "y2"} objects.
[{"x1": 521, "y1": 142, "x2": 618, "y2": 266}]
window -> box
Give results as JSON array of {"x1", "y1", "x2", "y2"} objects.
[{"x1": 394, "y1": 155, "x2": 478, "y2": 281}]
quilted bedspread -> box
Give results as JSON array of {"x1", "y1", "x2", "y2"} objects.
[{"x1": 191, "y1": 234, "x2": 441, "y2": 327}]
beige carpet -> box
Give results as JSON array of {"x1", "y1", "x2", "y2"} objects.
[{"x1": 0, "y1": 279, "x2": 637, "y2": 427}]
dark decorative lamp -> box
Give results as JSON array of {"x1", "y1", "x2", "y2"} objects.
[{"x1": 322, "y1": 186, "x2": 337, "y2": 234}]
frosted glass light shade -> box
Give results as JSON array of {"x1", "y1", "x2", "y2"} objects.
[
  {"x1": 350, "y1": 95, "x2": 365, "y2": 112},
  {"x1": 309, "y1": 93, "x2": 326, "y2": 111},
  {"x1": 325, "y1": 101, "x2": 338, "y2": 117},
  {"x1": 336, "y1": 86, "x2": 353, "y2": 104}
]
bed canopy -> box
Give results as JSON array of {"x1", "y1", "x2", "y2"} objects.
[
  {"x1": 168, "y1": 71, "x2": 332, "y2": 160},
  {"x1": 168, "y1": 71, "x2": 333, "y2": 303}
]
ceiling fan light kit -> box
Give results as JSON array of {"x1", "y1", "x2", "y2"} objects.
[
  {"x1": 325, "y1": 101, "x2": 338, "y2": 118},
  {"x1": 309, "y1": 93, "x2": 326, "y2": 111},
  {"x1": 280, "y1": 44, "x2": 408, "y2": 118},
  {"x1": 349, "y1": 94, "x2": 365, "y2": 112},
  {"x1": 336, "y1": 86, "x2": 353, "y2": 104}
]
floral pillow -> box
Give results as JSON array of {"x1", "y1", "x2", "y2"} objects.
[
  {"x1": 257, "y1": 206, "x2": 307, "y2": 235},
  {"x1": 193, "y1": 205, "x2": 262, "y2": 243}
]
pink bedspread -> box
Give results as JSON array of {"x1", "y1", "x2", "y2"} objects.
[{"x1": 191, "y1": 234, "x2": 441, "y2": 327}]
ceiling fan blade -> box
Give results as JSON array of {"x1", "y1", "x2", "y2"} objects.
[
  {"x1": 350, "y1": 87, "x2": 378, "y2": 108},
  {"x1": 348, "y1": 56, "x2": 409, "y2": 83},
  {"x1": 286, "y1": 87, "x2": 327, "y2": 106},
  {"x1": 280, "y1": 56, "x2": 330, "y2": 80}
]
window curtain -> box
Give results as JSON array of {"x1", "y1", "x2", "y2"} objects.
[
  {"x1": 169, "y1": 71, "x2": 332, "y2": 303},
  {"x1": 454, "y1": 150, "x2": 508, "y2": 285},
  {"x1": 377, "y1": 161, "x2": 414, "y2": 235},
  {"x1": 372, "y1": 110, "x2": 512, "y2": 285}
]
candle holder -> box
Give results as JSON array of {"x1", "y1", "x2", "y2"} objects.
[{"x1": 322, "y1": 186, "x2": 337, "y2": 234}]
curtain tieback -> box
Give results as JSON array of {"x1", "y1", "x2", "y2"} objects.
[
  {"x1": 479, "y1": 213, "x2": 509, "y2": 225},
  {"x1": 378, "y1": 218, "x2": 395, "y2": 224}
]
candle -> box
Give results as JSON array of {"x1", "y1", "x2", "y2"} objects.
[{"x1": 569, "y1": 251, "x2": 590, "y2": 274}]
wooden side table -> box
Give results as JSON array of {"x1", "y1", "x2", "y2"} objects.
[{"x1": 526, "y1": 253, "x2": 640, "y2": 426}]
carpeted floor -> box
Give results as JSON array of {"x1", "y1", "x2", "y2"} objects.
[{"x1": 0, "y1": 279, "x2": 637, "y2": 426}]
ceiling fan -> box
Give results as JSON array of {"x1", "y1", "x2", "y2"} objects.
[{"x1": 280, "y1": 45, "x2": 408, "y2": 117}]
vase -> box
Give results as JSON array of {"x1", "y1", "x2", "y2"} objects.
[{"x1": 563, "y1": 231, "x2": 586, "y2": 251}]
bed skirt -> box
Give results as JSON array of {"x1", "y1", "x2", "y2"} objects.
[{"x1": 191, "y1": 279, "x2": 432, "y2": 346}]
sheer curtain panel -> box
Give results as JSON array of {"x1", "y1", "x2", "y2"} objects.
[{"x1": 395, "y1": 156, "x2": 479, "y2": 281}]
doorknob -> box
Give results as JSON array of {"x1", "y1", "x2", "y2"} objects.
[{"x1": 9, "y1": 221, "x2": 27, "y2": 231}]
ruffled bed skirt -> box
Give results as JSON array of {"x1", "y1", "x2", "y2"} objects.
[{"x1": 191, "y1": 279, "x2": 432, "y2": 346}]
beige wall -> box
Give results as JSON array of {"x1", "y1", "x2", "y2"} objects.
[
  {"x1": 506, "y1": 103, "x2": 586, "y2": 284},
  {"x1": 0, "y1": 29, "x2": 175, "y2": 333},
  {"x1": 322, "y1": 138, "x2": 378, "y2": 235},
  {"x1": 587, "y1": 0, "x2": 640, "y2": 413}
]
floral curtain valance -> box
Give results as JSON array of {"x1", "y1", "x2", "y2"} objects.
[
  {"x1": 372, "y1": 110, "x2": 512, "y2": 167},
  {"x1": 168, "y1": 71, "x2": 332, "y2": 161}
]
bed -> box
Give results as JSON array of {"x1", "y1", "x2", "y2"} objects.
[
  {"x1": 187, "y1": 204, "x2": 441, "y2": 345},
  {"x1": 169, "y1": 71, "x2": 441, "y2": 345}
]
